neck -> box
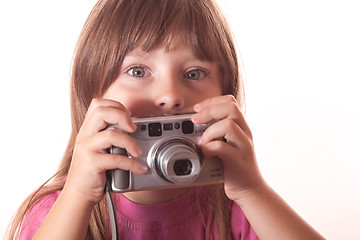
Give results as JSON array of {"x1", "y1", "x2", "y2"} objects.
[{"x1": 122, "y1": 187, "x2": 190, "y2": 205}]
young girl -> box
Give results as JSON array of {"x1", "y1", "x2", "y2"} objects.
[{"x1": 7, "y1": 0, "x2": 325, "y2": 239}]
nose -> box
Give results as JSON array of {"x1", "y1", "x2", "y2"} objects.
[{"x1": 153, "y1": 80, "x2": 185, "y2": 112}]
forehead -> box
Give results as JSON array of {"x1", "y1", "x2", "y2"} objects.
[{"x1": 131, "y1": 27, "x2": 217, "y2": 62}]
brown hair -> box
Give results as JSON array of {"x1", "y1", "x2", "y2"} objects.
[{"x1": 7, "y1": 0, "x2": 243, "y2": 239}]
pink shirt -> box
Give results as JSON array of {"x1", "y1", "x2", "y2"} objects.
[{"x1": 20, "y1": 188, "x2": 258, "y2": 239}]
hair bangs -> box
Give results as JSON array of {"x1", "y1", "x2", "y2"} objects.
[{"x1": 122, "y1": 0, "x2": 223, "y2": 63}]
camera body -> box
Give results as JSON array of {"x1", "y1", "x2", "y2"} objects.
[{"x1": 107, "y1": 114, "x2": 223, "y2": 192}]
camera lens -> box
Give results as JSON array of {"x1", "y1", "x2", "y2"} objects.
[
  {"x1": 173, "y1": 159, "x2": 193, "y2": 176},
  {"x1": 148, "y1": 122, "x2": 162, "y2": 137},
  {"x1": 181, "y1": 120, "x2": 194, "y2": 134},
  {"x1": 152, "y1": 138, "x2": 201, "y2": 184}
]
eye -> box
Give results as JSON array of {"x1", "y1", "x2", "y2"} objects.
[
  {"x1": 127, "y1": 66, "x2": 149, "y2": 78},
  {"x1": 185, "y1": 69, "x2": 208, "y2": 80}
]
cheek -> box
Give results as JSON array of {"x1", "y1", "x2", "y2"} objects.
[
  {"x1": 202, "y1": 83, "x2": 222, "y2": 98},
  {"x1": 102, "y1": 84, "x2": 133, "y2": 107},
  {"x1": 103, "y1": 90, "x2": 153, "y2": 117},
  {"x1": 204, "y1": 71, "x2": 223, "y2": 98},
  {"x1": 212, "y1": 85, "x2": 223, "y2": 96}
]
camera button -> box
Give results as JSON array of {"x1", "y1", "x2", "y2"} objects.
[{"x1": 164, "y1": 123, "x2": 173, "y2": 131}]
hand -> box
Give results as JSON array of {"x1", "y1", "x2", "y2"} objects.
[
  {"x1": 191, "y1": 95, "x2": 264, "y2": 203},
  {"x1": 63, "y1": 99, "x2": 147, "y2": 207}
]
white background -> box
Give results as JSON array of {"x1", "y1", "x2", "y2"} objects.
[{"x1": 1, "y1": 0, "x2": 359, "y2": 239}]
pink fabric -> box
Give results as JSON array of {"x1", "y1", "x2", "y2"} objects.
[
  {"x1": 20, "y1": 188, "x2": 258, "y2": 239},
  {"x1": 19, "y1": 191, "x2": 61, "y2": 240}
]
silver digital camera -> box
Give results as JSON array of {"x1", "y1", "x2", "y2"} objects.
[{"x1": 107, "y1": 114, "x2": 223, "y2": 192}]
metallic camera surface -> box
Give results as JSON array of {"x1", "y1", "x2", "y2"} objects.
[{"x1": 108, "y1": 114, "x2": 223, "y2": 192}]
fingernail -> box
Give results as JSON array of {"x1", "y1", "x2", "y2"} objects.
[
  {"x1": 194, "y1": 103, "x2": 201, "y2": 112},
  {"x1": 191, "y1": 113, "x2": 199, "y2": 122},
  {"x1": 136, "y1": 146, "x2": 143, "y2": 156},
  {"x1": 139, "y1": 163, "x2": 148, "y2": 173},
  {"x1": 130, "y1": 122, "x2": 137, "y2": 131}
]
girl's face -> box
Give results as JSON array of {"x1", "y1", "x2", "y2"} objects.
[{"x1": 103, "y1": 41, "x2": 222, "y2": 117}]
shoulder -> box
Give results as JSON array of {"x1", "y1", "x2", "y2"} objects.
[
  {"x1": 231, "y1": 201, "x2": 259, "y2": 240},
  {"x1": 19, "y1": 190, "x2": 61, "y2": 239}
]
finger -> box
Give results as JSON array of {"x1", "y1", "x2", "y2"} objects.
[
  {"x1": 83, "y1": 98, "x2": 131, "y2": 129},
  {"x1": 194, "y1": 95, "x2": 237, "y2": 112},
  {"x1": 192, "y1": 98, "x2": 252, "y2": 140},
  {"x1": 85, "y1": 106, "x2": 136, "y2": 134},
  {"x1": 87, "y1": 129, "x2": 142, "y2": 158},
  {"x1": 200, "y1": 140, "x2": 256, "y2": 175},
  {"x1": 200, "y1": 119, "x2": 251, "y2": 150},
  {"x1": 80, "y1": 101, "x2": 136, "y2": 139},
  {"x1": 87, "y1": 98, "x2": 130, "y2": 116},
  {"x1": 200, "y1": 140, "x2": 240, "y2": 168},
  {"x1": 94, "y1": 152, "x2": 147, "y2": 175},
  {"x1": 193, "y1": 101, "x2": 239, "y2": 124}
]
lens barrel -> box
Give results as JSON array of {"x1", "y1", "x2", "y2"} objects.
[{"x1": 151, "y1": 138, "x2": 201, "y2": 184}]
